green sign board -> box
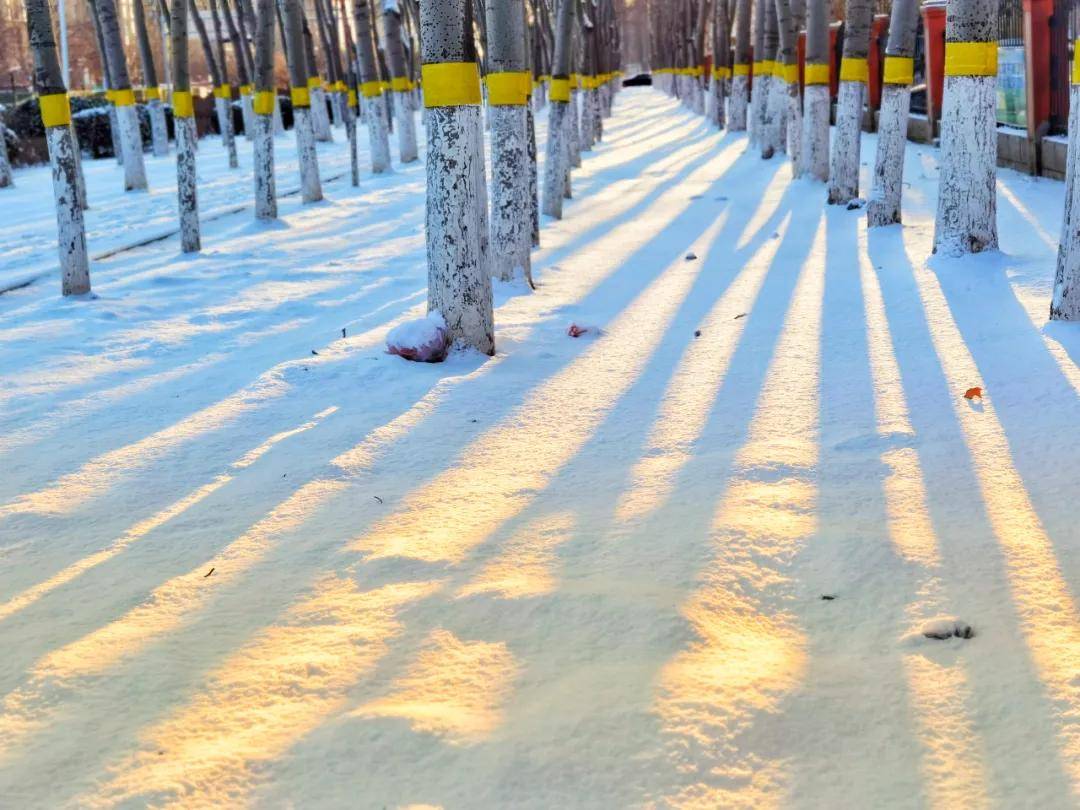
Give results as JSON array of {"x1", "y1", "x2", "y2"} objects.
[{"x1": 997, "y1": 45, "x2": 1027, "y2": 129}]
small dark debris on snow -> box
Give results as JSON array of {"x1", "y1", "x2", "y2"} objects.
[
  {"x1": 685, "y1": 252, "x2": 698, "y2": 261},
  {"x1": 471, "y1": 418, "x2": 478, "y2": 423},
  {"x1": 204, "y1": 567, "x2": 215, "y2": 578},
  {"x1": 715, "y1": 195, "x2": 728, "y2": 202},
  {"x1": 820, "y1": 594, "x2": 836, "y2": 601},
  {"x1": 311, "y1": 350, "x2": 319, "y2": 356},
  {"x1": 734, "y1": 313, "x2": 747, "y2": 320},
  {"x1": 846, "y1": 198, "x2": 866, "y2": 211},
  {"x1": 690, "y1": 194, "x2": 703, "y2": 200},
  {"x1": 567, "y1": 324, "x2": 589, "y2": 338},
  {"x1": 373, "y1": 495, "x2": 384, "y2": 504},
  {"x1": 694, "y1": 329, "x2": 702, "y2": 338},
  {"x1": 341, "y1": 328, "x2": 347, "y2": 338}
]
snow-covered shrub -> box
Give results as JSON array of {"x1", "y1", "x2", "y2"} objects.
[{"x1": 386, "y1": 311, "x2": 450, "y2": 362}]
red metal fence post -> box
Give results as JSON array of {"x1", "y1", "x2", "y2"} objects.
[
  {"x1": 1023, "y1": 0, "x2": 1053, "y2": 141},
  {"x1": 921, "y1": 0, "x2": 947, "y2": 129}
]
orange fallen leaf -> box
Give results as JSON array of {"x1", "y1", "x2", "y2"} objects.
[{"x1": 964, "y1": 387, "x2": 983, "y2": 400}]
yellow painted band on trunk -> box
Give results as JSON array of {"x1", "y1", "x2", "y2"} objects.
[
  {"x1": 240, "y1": 84, "x2": 253, "y2": 95},
  {"x1": 213, "y1": 84, "x2": 231, "y2": 99},
  {"x1": 549, "y1": 77, "x2": 571, "y2": 102},
  {"x1": 782, "y1": 63, "x2": 798, "y2": 83},
  {"x1": 712, "y1": 66, "x2": 731, "y2": 79},
  {"x1": 804, "y1": 63, "x2": 829, "y2": 84},
  {"x1": 944, "y1": 41, "x2": 998, "y2": 76},
  {"x1": 39, "y1": 93, "x2": 71, "y2": 128},
  {"x1": 421, "y1": 61, "x2": 481, "y2": 107},
  {"x1": 485, "y1": 70, "x2": 530, "y2": 105},
  {"x1": 360, "y1": 80, "x2": 383, "y2": 98},
  {"x1": 253, "y1": 90, "x2": 275, "y2": 115},
  {"x1": 291, "y1": 86, "x2": 310, "y2": 107},
  {"x1": 144, "y1": 86, "x2": 161, "y2": 101},
  {"x1": 839, "y1": 57, "x2": 868, "y2": 83},
  {"x1": 172, "y1": 90, "x2": 194, "y2": 118},
  {"x1": 1074, "y1": 40, "x2": 1080, "y2": 84},
  {"x1": 391, "y1": 76, "x2": 411, "y2": 92},
  {"x1": 883, "y1": 55, "x2": 914, "y2": 84},
  {"x1": 758, "y1": 60, "x2": 776, "y2": 77},
  {"x1": 348, "y1": 88, "x2": 358, "y2": 107},
  {"x1": 112, "y1": 88, "x2": 136, "y2": 106},
  {"x1": 733, "y1": 63, "x2": 750, "y2": 76},
  {"x1": 307, "y1": 76, "x2": 323, "y2": 89}
]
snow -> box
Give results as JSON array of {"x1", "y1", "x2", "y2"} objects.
[{"x1": 1, "y1": 88, "x2": 1080, "y2": 807}]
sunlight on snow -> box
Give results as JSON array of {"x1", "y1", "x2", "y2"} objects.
[
  {"x1": 857, "y1": 225, "x2": 991, "y2": 805},
  {"x1": 83, "y1": 578, "x2": 439, "y2": 808},
  {"x1": 0, "y1": 408, "x2": 337, "y2": 624},
  {"x1": 456, "y1": 512, "x2": 577, "y2": 600},
  {"x1": 615, "y1": 210, "x2": 793, "y2": 525},
  {"x1": 654, "y1": 219, "x2": 825, "y2": 807},
  {"x1": 350, "y1": 206, "x2": 716, "y2": 565},
  {"x1": 356, "y1": 629, "x2": 521, "y2": 745},
  {"x1": 905, "y1": 231, "x2": 1080, "y2": 799}
]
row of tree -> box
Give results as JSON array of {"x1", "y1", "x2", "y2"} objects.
[
  {"x1": 650, "y1": 0, "x2": 1080, "y2": 321},
  {"x1": 9, "y1": 0, "x2": 623, "y2": 348}
]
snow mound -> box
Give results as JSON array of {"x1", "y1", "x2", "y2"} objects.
[
  {"x1": 386, "y1": 311, "x2": 449, "y2": 363},
  {"x1": 904, "y1": 616, "x2": 975, "y2": 642}
]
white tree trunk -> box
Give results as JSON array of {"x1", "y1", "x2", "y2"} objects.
[
  {"x1": 729, "y1": 74, "x2": 749, "y2": 131},
  {"x1": 785, "y1": 84, "x2": 801, "y2": 171},
  {"x1": 253, "y1": 111, "x2": 276, "y2": 218},
  {"x1": 800, "y1": 83, "x2": 830, "y2": 181},
  {"x1": 118, "y1": 103, "x2": 148, "y2": 189},
  {"x1": 489, "y1": 104, "x2": 531, "y2": 284},
  {"x1": 1052, "y1": 84, "x2": 1080, "y2": 319},
  {"x1": 364, "y1": 94, "x2": 392, "y2": 172},
  {"x1": 759, "y1": 74, "x2": 777, "y2": 158},
  {"x1": 47, "y1": 125, "x2": 91, "y2": 294},
  {"x1": 148, "y1": 97, "x2": 169, "y2": 156},
  {"x1": 0, "y1": 132, "x2": 12, "y2": 187},
  {"x1": 241, "y1": 91, "x2": 255, "y2": 140},
  {"x1": 345, "y1": 102, "x2": 359, "y2": 186},
  {"x1": 527, "y1": 104, "x2": 539, "y2": 246},
  {"x1": 542, "y1": 99, "x2": 569, "y2": 218},
  {"x1": 752, "y1": 73, "x2": 771, "y2": 147},
  {"x1": 568, "y1": 89, "x2": 581, "y2": 167},
  {"x1": 867, "y1": 83, "x2": 911, "y2": 226},
  {"x1": 293, "y1": 106, "x2": 323, "y2": 202},
  {"x1": 427, "y1": 104, "x2": 494, "y2": 354},
  {"x1": 933, "y1": 75, "x2": 997, "y2": 254},
  {"x1": 394, "y1": 90, "x2": 418, "y2": 162},
  {"x1": 109, "y1": 104, "x2": 123, "y2": 164},
  {"x1": 273, "y1": 94, "x2": 285, "y2": 134},
  {"x1": 312, "y1": 87, "x2": 333, "y2": 141},
  {"x1": 215, "y1": 95, "x2": 239, "y2": 169},
  {"x1": 828, "y1": 80, "x2": 865, "y2": 204},
  {"x1": 176, "y1": 116, "x2": 200, "y2": 252}
]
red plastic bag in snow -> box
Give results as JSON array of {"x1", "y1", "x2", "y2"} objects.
[{"x1": 386, "y1": 312, "x2": 450, "y2": 362}]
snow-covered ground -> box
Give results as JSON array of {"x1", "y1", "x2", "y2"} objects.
[{"x1": 1, "y1": 88, "x2": 1080, "y2": 808}]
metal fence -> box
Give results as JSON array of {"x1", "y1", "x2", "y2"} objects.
[
  {"x1": 999, "y1": 0, "x2": 1025, "y2": 45},
  {"x1": 1050, "y1": 0, "x2": 1077, "y2": 133},
  {"x1": 910, "y1": 14, "x2": 928, "y2": 116}
]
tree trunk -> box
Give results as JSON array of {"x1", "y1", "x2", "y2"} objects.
[
  {"x1": 486, "y1": 0, "x2": 533, "y2": 285},
  {"x1": 750, "y1": 0, "x2": 766, "y2": 145},
  {"x1": 221, "y1": 0, "x2": 256, "y2": 139},
  {"x1": 542, "y1": 0, "x2": 574, "y2": 219},
  {"x1": 191, "y1": 0, "x2": 240, "y2": 168},
  {"x1": 282, "y1": 0, "x2": 324, "y2": 200},
  {"x1": 354, "y1": 0, "x2": 391, "y2": 170},
  {"x1": 303, "y1": 15, "x2": 333, "y2": 140},
  {"x1": 866, "y1": 0, "x2": 917, "y2": 225},
  {"x1": 25, "y1": 0, "x2": 90, "y2": 293},
  {"x1": 729, "y1": 0, "x2": 750, "y2": 129},
  {"x1": 172, "y1": 0, "x2": 200, "y2": 250},
  {"x1": 253, "y1": 0, "x2": 278, "y2": 218},
  {"x1": 421, "y1": 0, "x2": 495, "y2": 354},
  {"x1": 0, "y1": 118, "x2": 12, "y2": 187},
  {"x1": 827, "y1": 0, "x2": 871, "y2": 204},
  {"x1": 96, "y1": 0, "x2": 149, "y2": 189},
  {"x1": 87, "y1": 0, "x2": 123, "y2": 164},
  {"x1": 383, "y1": 0, "x2": 418, "y2": 162},
  {"x1": 1052, "y1": 83, "x2": 1080, "y2": 319},
  {"x1": 759, "y1": 0, "x2": 779, "y2": 157},
  {"x1": 932, "y1": 0, "x2": 999, "y2": 253},
  {"x1": 773, "y1": 0, "x2": 798, "y2": 164},
  {"x1": 132, "y1": 0, "x2": 169, "y2": 156},
  {"x1": 799, "y1": 0, "x2": 828, "y2": 179}
]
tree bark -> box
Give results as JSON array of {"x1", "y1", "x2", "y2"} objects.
[
  {"x1": 866, "y1": 0, "x2": 917, "y2": 225},
  {"x1": 421, "y1": 0, "x2": 495, "y2": 354},
  {"x1": 827, "y1": 0, "x2": 872, "y2": 203},
  {"x1": 799, "y1": 0, "x2": 828, "y2": 179},
  {"x1": 253, "y1": 0, "x2": 278, "y2": 218},
  {"x1": 132, "y1": 0, "x2": 169, "y2": 156},
  {"x1": 486, "y1": 0, "x2": 533, "y2": 285},
  {"x1": 282, "y1": 0, "x2": 324, "y2": 200},
  {"x1": 383, "y1": 0, "x2": 418, "y2": 161},
  {"x1": 172, "y1": 0, "x2": 201, "y2": 250},
  {"x1": 759, "y1": 0, "x2": 779, "y2": 157},
  {"x1": 932, "y1": 0, "x2": 999, "y2": 253},
  {"x1": 542, "y1": 0, "x2": 574, "y2": 219},
  {"x1": 1052, "y1": 84, "x2": 1080, "y2": 319},
  {"x1": 25, "y1": 0, "x2": 90, "y2": 293},
  {"x1": 221, "y1": 0, "x2": 256, "y2": 139},
  {"x1": 96, "y1": 0, "x2": 149, "y2": 189},
  {"x1": 354, "y1": 0, "x2": 391, "y2": 170}
]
